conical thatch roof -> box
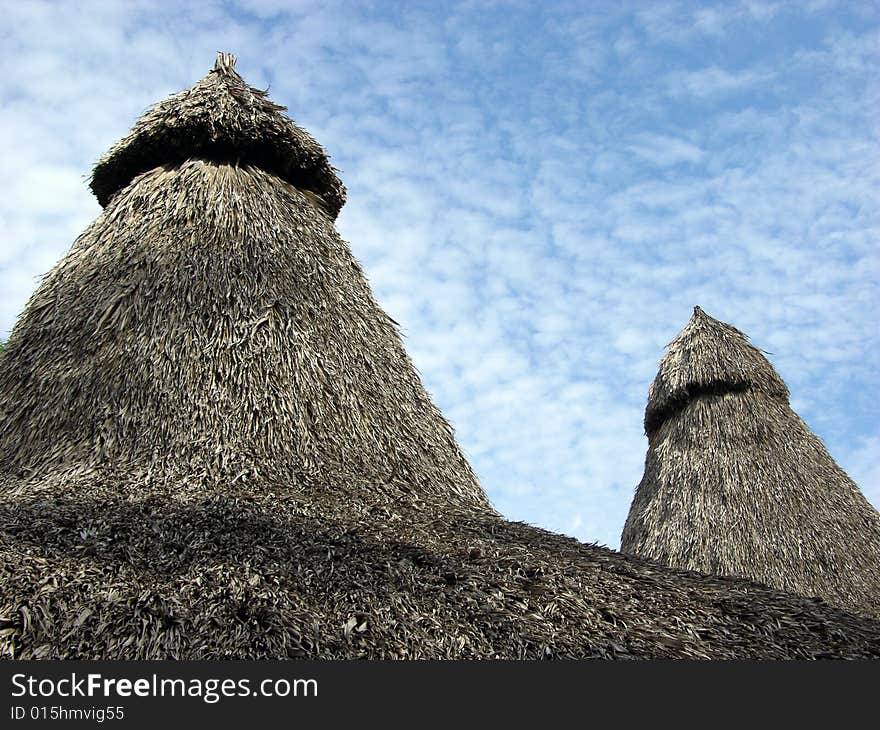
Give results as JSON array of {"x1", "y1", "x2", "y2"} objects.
[
  {"x1": 622, "y1": 306, "x2": 880, "y2": 619},
  {"x1": 0, "y1": 53, "x2": 487, "y2": 513},
  {"x1": 1, "y1": 57, "x2": 880, "y2": 659}
]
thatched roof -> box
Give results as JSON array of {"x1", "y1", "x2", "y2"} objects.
[
  {"x1": 1, "y1": 56, "x2": 879, "y2": 659},
  {"x1": 91, "y1": 52, "x2": 346, "y2": 218},
  {"x1": 3, "y1": 478, "x2": 880, "y2": 659},
  {"x1": 622, "y1": 306, "x2": 880, "y2": 620},
  {"x1": 1, "y1": 53, "x2": 487, "y2": 516}
]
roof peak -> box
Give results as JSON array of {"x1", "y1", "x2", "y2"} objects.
[
  {"x1": 90, "y1": 52, "x2": 346, "y2": 217},
  {"x1": 213, "y1": 51, "x2": 238, "y2": 74},
  {"x1": 644, "y1": 307, "x2": 789, "y2": 435}
]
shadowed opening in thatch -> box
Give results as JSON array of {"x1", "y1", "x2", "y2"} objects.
[
  {"x1": 644, "y1": 379, "x2": 751, "y2": 437},
  {"x1": 92, "y1": 133, "x2": 337, "y2": 212}
]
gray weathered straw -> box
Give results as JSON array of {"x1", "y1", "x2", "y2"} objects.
[
  {"x1": 622, "y1": 306, "x2": 880, "y2": 619},
  {"x1": 1, "y1": 57, "x2": 879, "y2": 659},
  {"x1": 1, "y1": 52, "x2": 486, "y2": 514},
  {"x1": 91, "y1": 52, "x2": 346, "y2": 218}
]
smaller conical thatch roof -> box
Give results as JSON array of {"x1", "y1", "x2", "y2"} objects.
[{"x1": 622, "y1": 306, "x2": 880, "y2": 618}]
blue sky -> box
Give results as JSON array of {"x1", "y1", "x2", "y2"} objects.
[{"x1": 1, "y1": 0, "x2": 877, "y2": 548}]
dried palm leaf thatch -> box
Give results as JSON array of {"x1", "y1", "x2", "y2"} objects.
[
  {"x1": 0, "y1": 52, "x2": 487, "y2": 514},
  {"x1": 622, "y1": 306, "x2": 880, "y2": 619},
  {"x1": 1, "y1": 55, "x2": 879, "y2": 659},
  {"x1": 91, "y1": 52, "x2": 345, "y2": 218},
  {"x1": 0, "y1": 154, "x2": 487, "y2": 513},
  {"x1": 2, "y1": 477, "x2": 880, "y2": 660}
]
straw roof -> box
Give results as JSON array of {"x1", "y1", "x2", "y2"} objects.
[
  {"x1": 1, "y1": 56, "x2": 879, "y2": 659},
  {"x1": 622, "y1": 306, "x2": 880, "y2": 619},
  {"x1": 0, "y1": 53, "x2": 487, "y2": 514},
  {"x1": 91, "y1": 53, "x2": 346, "y2": 218}
]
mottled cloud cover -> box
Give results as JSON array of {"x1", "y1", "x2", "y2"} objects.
[{"x1": 1, "y1": 0, "x2": 877, "y2": 547}]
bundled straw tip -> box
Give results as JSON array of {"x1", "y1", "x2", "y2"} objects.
[{"x1": 213, "y1": 51, "x2": 238, "y2": 74}]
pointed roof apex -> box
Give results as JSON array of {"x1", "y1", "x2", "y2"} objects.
[
  {"x1": 90, "y1": 52, "x2": 346, "y2": 217},
  {"x1": 213, "y1": 51, "x2": 237, "y2": 74},
  {"x1": 644, "y1": 306, "x2": 789, "y2": 435}
]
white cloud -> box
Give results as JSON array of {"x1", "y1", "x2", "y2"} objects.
[
  {"x1": 627, "y1": 133, "x2": 705, "y2": 167},
  {"x1": 667, "y1": 66, "x2": 774, "y2": 97}
]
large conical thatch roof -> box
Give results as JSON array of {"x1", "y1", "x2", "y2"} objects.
[
  {"x1": 1, "y1": 57, "x2": 880, "y2": 659},
  {"x1": 0, "y1": 53, "x2": 487, "y2": 513},
  {"x1": 622, "y1": 306, "x2": 880, "y2": 619}
]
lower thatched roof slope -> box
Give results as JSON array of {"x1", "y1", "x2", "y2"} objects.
[
  {"x1": 2, "y1": 473, "x2": 879, "y2": 659},
  {"x1": 623, "y1": 307, "x2": 880, "y2": 620}
]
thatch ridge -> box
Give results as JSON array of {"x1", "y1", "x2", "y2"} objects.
[
  {"x1": 90, "y1": 52, "x2": 346, "y2": 218},
  {"x1": 2, "y1": 477, "x2": 880, "y2": 659},
  {"x1": 623, "y1": 306, "x2": 880, "y2": 619},
  {"x1": 2, "y1": 57, "x2": 879, "y2": 659}
]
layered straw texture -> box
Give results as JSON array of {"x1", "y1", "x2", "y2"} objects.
[
  {"x1": 1, "y1": 56, "x2": 879, "y2": 658},
  {"x1": 0, "y1": 54, "x2": 486, "y2": 512},
  {"x1": 91, "y1": 52, "x2": 346, "y2": 218},
  {"x1": 622, "y1": 307, "x2": 880, "y2": 619}
]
